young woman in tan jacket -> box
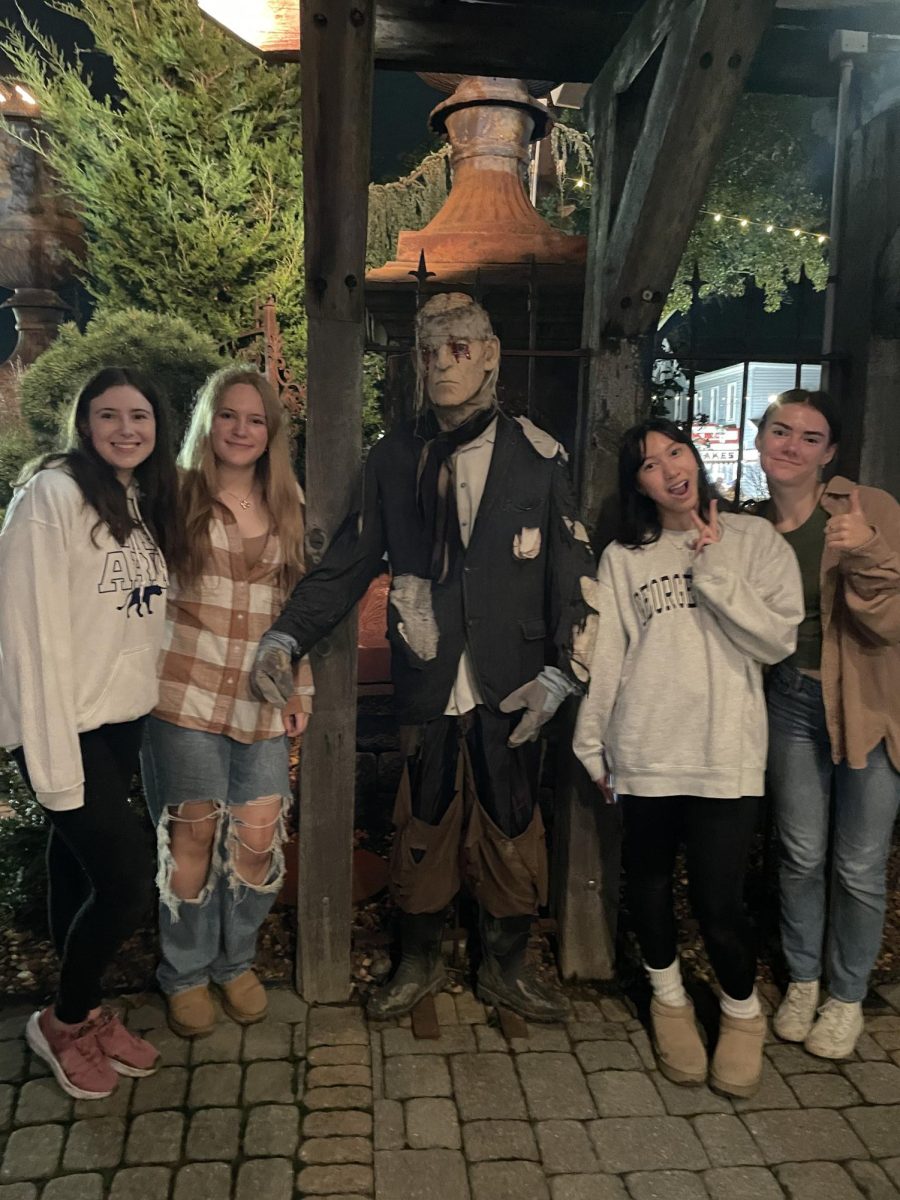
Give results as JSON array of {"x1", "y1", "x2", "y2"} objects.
[{"x1": 756, "y1": 389, "x2": 900, "y2": 1059}]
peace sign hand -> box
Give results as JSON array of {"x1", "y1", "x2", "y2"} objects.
[
  {"x1": 825, "y1": 486, "x2": 873, "y2": 553},
  {"x1": 690, "y1": 498, "x2": 721, "y2": 558}
]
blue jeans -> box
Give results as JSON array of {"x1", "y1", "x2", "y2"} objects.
[
  {"x1": 141, "y1": 718, "x2": 290, "y2": 996},
  {"x1": 767, "y1": 663, "x2": 900, "y2": 1002}
]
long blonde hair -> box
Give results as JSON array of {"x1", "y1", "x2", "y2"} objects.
[{"x1": 175, "y1": 366, "x2": 305, "y2": 590}]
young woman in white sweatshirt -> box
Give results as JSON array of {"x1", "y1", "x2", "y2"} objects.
[
  {"x1": 0, "y1": 367, "x2": 182, "y2": 1101},
  {"x1": 574, "y1": 418, "x2": 802, "y2": 1098}
]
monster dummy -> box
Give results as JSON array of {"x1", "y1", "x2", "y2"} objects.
[{"x1": 251, "y1": 293, "x2": 597, "y2": 1020}]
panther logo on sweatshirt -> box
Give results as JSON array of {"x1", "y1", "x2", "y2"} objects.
[{"x1": 97, "y1": 526, "x2": 168, "y2": 616}]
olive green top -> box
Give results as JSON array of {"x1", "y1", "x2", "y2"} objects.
[{"x1": 760, "y1": 500, "x2": 827, "y2": 671}]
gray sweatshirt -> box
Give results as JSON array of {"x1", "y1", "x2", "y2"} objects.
[{"x1": 573, "y1": 512, "x2": 803, "y2": 799}]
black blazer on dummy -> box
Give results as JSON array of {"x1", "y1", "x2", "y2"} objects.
[{"x1": 271, "y1": 411, "x2": 596, "y2": 724}]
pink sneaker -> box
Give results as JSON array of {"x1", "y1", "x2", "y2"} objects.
[
  {"x1": 25, "y1": 1008, "x2": 118, "y2": 1100},
  {"x1": 92, "y1": 1007, "x2": 161, "y2": 1077}
]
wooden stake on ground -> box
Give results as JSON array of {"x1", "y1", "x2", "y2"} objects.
[
  {"x1": 497, "y1": 1007, "x2": 529, "y2": 1041},
  {"x1": 411, "y1": 995, "x2": 441, "y2": 1040},
  {"x1": 296, "y1": 0, "x2": 375, "y2": 1003}
]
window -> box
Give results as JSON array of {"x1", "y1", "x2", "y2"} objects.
[
  {"x1": 709, "y1": 386, "x2": 720, "y2": 423},
  {"x1": 725, "y1": 382, "x2": 738, "y2": 424}
]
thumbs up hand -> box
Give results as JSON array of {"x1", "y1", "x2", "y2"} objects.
[{"x1": 825, "y1": 485, "x2": 874, "y2": 553}]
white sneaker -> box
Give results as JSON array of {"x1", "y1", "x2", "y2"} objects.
[
  {"x1": 804, "y1": 998, "x2": 864, "y2": 1059},
  {"x1": 773, "y1": 980, "x2": 820, "y2": 1042}
]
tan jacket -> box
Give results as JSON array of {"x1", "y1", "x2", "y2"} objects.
[{"x1": 818, "y1": 476, "x2": 900, "y2": 771}]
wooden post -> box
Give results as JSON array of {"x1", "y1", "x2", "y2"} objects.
[
  {"x1": 554, "y1": 0, "x2": 775, "y2": 980},
  {"x1": 830, "y1": 103, "x2": 900, "y2": 497},
  {"x1": 297, "y1": 0, "x2": 375, "y2": 1002}
]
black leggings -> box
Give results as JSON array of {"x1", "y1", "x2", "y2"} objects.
[
  {"x1": 14, "y1": 721, "x2": 154, "y2": 1023},
  {"x1": 622, "y1": 793, "x2": 760, "y2": 1001}
]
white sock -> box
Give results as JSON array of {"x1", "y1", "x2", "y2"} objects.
[
  {"x1": 646, "y1": 958, "x2": 689, "y2": 1007},
  {"x1": 720, "y1": 988, "x2": 762, "y2": 1019}
]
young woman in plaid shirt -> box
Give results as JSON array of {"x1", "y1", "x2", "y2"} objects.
[{"x1": 141, "y1": 366, "x2": 312, "y2": 1038}]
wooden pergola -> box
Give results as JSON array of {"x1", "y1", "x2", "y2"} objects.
[{"x1": 199, "y1": 0, "x2": 900, "y2": 1001}]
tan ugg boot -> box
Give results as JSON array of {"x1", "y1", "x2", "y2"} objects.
[
  {"x1": 166, "y1": 985, "x2": 217, "y2": 1038},
  {"x1": 218, "y1": 970, "x2": 267, "y2": 1024},
  {"x1": 709, "y1": 1012, "x2": 766, "y2": 1098},
  {"x1": 650, "y1": 998, "x2": 708, "y2": 1085}
]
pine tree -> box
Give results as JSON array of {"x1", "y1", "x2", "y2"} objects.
[{"x1": 2, "y1": 0, "x2": 305, "y2": 368}]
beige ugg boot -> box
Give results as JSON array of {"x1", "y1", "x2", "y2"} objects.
[
  {"x1": 218, "y1": 970, "x2": 268, "y2": 1024},
  {"x1": 709, "y1": 1012, "x2": 766, "y2": 1098},
  {"x1": 650, "y1": 998, "x2": 708, "y2": 1086},
  {"x1": 166, "y1": 985, "x2": 217, "y2": 1038}
]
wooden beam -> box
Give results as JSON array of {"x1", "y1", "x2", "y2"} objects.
[
  {"x1": 552, "y1": 707, "x2": 623, "y2": 982},
  {"x1": 297, "y1": 0, "x2": 374, "y2": 1003},
  {"x1": 207, "y1": 0, "x2": 899, "y2": 96},
  {"x1": 593, "y1": 0, "x2": 776, "y2": 337},
  {"x1": 372, "y1": 2, "x2": 636, "y2": 78},
  {"x1": 603, "y1": 0, "x2": 685, "y2": 92},
  {"x1": 829, "y1": 103, "x2": 900, "y2": 495}
]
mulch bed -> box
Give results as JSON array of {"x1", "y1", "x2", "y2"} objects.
[{"x1": 2, "y1": 821, "x2": 898, "y2": 1007}]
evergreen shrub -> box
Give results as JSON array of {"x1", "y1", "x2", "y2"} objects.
[
  {"x1": 0, "y1": 417, "x2": 36, "y2": 517},
  {"x1": 17, "y1": 308, "x2": 223, "y2": 452}
]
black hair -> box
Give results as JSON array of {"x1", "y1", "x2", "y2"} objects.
[
  {"x1": 615, "y1": 417, "x2": 719, "y2": 549},
  {"x1": 18, "y1": 367, "x2": 184, "y2": 562},
  {"x1": 757, "y1": 388, "x2": 841, "y2": 446}
]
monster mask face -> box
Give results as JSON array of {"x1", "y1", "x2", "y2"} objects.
[{"x1": 415, "y1": 293, "x2": 500, "y2": 423}]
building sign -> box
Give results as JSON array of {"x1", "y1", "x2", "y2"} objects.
[{"x1": 692, "y1": 423, "x2": 739, "y2": 447}]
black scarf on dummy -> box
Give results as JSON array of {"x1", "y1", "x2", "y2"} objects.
[{"x1": 416, "y1": 405, "x2": 498, "y2": 583}]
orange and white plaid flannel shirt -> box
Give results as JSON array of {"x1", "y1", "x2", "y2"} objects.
[{"x1": 153, "y1": 503, "x2": 314, "y2": 743}]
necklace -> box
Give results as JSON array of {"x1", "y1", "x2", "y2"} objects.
[{"x1": 221, "y1": 487, "x2": 254, "y2": 511}]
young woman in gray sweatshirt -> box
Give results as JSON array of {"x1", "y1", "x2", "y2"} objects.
[
  {"x1": 0, "y1": 369, "x2": 180, "y2": 1102},
  {"x1": 574, "y1": 418, "x2": 802, "y2": 1099}
]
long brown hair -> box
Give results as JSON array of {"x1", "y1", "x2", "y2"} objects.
[
  {"x1": 17, "y1": 367, "x2": 183, "y2": 561},
  {"x1": 174, "y1": 366, "x2": 305, "y2": 589}
]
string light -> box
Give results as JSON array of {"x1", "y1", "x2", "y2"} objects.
[
  {"x1": 563, "y1": 185, "x2": 828, "y2": 244},
  {"x1": 699, "y1": 208, "x2": 828, "y2": 242}
]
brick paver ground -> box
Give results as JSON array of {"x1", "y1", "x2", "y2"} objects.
[{"x1": 1, "y1": 982, "x2": 900, "y2": 1198}]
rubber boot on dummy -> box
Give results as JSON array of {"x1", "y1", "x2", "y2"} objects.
[
  {"x1": 366, "y1": 911, "x2": 447, "y2": 1019},
  {"x1": 476, "y1": 911, "x2": 568, "y2": 1022}
]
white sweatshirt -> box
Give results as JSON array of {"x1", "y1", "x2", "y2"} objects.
[
  {"x1": 573, "y1": 512, "x2": 803, "y2": 799},
  {"x1": 0, "y1": 468, "x2": 168, "y2": 810}
]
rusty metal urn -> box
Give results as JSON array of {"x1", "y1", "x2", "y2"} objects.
[
  {"x1": 365, "y1": 75, "x2": 587, "y2": 444},
  {"x1": 368, "y1": 75, "x2": 585, "y2": 280},
  {"x1": 0, "y1": 83, "x2": 84, "y2": 373}
]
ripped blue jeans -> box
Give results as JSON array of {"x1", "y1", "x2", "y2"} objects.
[{"x1": 141, "y1": 716, "x2": 291, "y2": 996}]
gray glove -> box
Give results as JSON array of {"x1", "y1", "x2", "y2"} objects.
[
  {"x1": 499, "y1": 666, "x2": 577, "y2": 748},
  {"x1": 250, "y1": 632, "x2": 298, "y2": 706}
]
